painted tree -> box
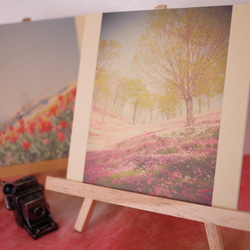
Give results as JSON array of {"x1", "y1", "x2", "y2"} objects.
[
  {"x1": 149, "y1": 93, "x2": 160, "y2": 123},
  {"x1": 111, "y1": 76, "x2": 129, "y2": 113},
  {"x1": 101, "y1": 70, "x2": 121, "y2": 121},
  {"x1": 134, "y1": 7, "x2": 232, "y2": 126},
  {"x1": 92, "y1": 71, "x2": 109, "y2": 106},
  {"x1": 111, "y1": 78, "x2": 129, "y2": 115},
  {"x1": 137, "y1": 90, "x2": 152, "y2": 123},
  {"x1": 95, "y1": 39, "x2": 122, "y2": 77},
  {"x1": 159, "y1": 91, "x2": 180, "y2": 119},
  {"x1": 93, "y1": 39, "x2": 122, "y2": 108},
  {"x1": 126, "y1": 79, "x2": 147, "y2": 124}
]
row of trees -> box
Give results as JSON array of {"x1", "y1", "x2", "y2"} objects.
[{"x1": 93, "y1": 7, "x2": 232, "y2": 126}]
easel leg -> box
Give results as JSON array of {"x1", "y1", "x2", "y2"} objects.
[
  {"x1": 74, "y1": 198, "x2": 97, "y2": 232},
  {"x1": 205, "y1": 223, "x2": 224, "y2": 250}
]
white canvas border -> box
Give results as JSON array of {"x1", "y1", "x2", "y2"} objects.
[
  {"x1": 212, "y1": 4, "x2": 250, "y2": 209},
  {"x1": 67, "y1": 13, "x2": 102, "y2": 182}
]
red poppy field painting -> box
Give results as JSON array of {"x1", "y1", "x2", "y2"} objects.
[
  {"x1": 0, "y1": 17, "x2": 79, "y2": 168},
  {"x1": 81, "y1": 6, "x2": 233, "y2": 206}
]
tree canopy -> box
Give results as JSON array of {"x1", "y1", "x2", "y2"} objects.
[{"x1": 134, "y1": 7, "x2": 232, "y2": 126}]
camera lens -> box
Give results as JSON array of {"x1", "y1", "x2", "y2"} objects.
[
  {"x1": 3, "y1": 183, "x2": 15, "y2": 195},
  {"x1": 34, "y1": 206, "x2": 45, "y2": 217}
]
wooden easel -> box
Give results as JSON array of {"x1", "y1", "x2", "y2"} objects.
[
  {"x1": 45, "y1": 4, "x2": 250, "y2": 250},
  {"x1": 45, "y1": 176, "x2": 250, "y2": 250}
]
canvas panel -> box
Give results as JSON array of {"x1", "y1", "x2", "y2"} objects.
[
  {"x1": 67, "y1": 5, "x2": 249, "y2": 209},
  {"x1": 0, "y1": 17, "x2": 79, "y2": 173}
]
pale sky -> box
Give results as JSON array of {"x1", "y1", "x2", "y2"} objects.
[
  {"x1": 100, "y1": 10, "x2": 148, "y2": 78},
  {"x1": 0, "y1": 17, "x2": 79, "y2": 125}
]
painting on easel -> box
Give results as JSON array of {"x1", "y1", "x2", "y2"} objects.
[
  {"x1": 80, "y1": 7, "x2": 232, "y2": 206},
  {"x1": 67, "y1": 5, "x2": 249, "y2": 209},
  {"x1": 0, "y1": 17, "x2": 79, "y2": 170}
]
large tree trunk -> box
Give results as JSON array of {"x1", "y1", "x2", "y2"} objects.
[{"x1": 185, "y1": 95, "x2": 194, "y2": 126}]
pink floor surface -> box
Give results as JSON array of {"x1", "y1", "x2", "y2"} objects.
[{"x1": 0, "y1": 156, "x2": 250, "y2": 249}]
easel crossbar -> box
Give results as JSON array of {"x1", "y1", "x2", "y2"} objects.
[{"x1": 45, "y1": 176, "x2": 250, "y2": 232}]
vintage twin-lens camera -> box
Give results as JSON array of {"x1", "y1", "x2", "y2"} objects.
[{"x1": 1, "y1": 175, "x2": 58, "y2": 239}]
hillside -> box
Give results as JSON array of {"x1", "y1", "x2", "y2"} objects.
[
  {"x1": 87, "y1": 104, "x2": 221, "y2": 151},
  {"x1": 84, "y1": 105, "x2": 222, "y2": 206}
]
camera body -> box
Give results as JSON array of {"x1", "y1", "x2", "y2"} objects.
[{"x1": 1, "y1": 175, "x2": 58, "y2": 239}]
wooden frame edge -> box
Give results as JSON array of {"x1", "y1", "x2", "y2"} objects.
[{"x1": 0, "y1": 158, "x2": 68, "y2": 179}]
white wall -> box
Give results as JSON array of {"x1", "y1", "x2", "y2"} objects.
[{"x1": 1, "y1": 0, "x2": 249, "y2": 25}]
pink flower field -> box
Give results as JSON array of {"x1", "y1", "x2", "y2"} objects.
[{"x1": 84, "y1": 106, "x2": 221, "y2": 206}]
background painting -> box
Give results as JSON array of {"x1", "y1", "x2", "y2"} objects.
[
  {"x1": 0, "y1": 18, "x2": 79, "y2": 168},
  {"x1": 83, "y1": 6, "x2": 232, "y2": 206}
]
